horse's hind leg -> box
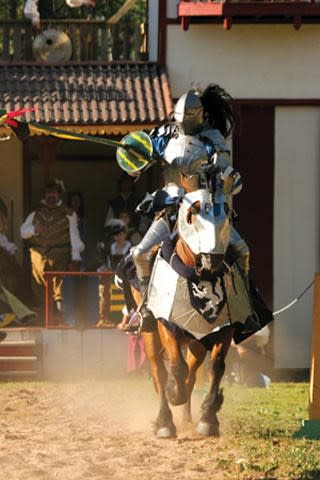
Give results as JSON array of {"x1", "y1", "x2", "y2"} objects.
[
  {"x1": 158, "y1": 323, "x2": 189, "y2": 406},
  {"x1": 142, "y1": 331, "x2": 176, "y2": 438},
  {"x1": 196, "y1": 327, "x2": 234, "y2": 437}
]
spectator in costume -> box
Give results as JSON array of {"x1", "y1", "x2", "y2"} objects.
[
  {"x1": 68, "y1": 192, "x2": 85, "y2": 241},
  {"x1": 0, "y1": 233, "x2": 29, "y2": 308},
  {"x1": 0, "y1": 227, "x2": 36, "y2": 328},
  {"x1": 110, "y1": 223, "x2": 131, "y2": 270},
  {"x1": 104, "y1": 173, "x2": 141, "y2": 231},
  {"x1": 67, "y1": 191, "x2": 86, "y2": 269},
  {"x1": 24, "y1": 0, "x2": 96, "y2": 29},
  {"x1": 0, "y1": 198, "x2": 36, "y2": 328},
  {"x1": 118, "y1": 210, "x2": 142, "y2": 246},
  {"x1": 20, "y1": 179, "x2": 84, "y2": 320},
  {"x1": 96, "y1": 218, "x2": 128, "y2": 328}
]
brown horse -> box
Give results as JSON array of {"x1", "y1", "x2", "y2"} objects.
[{"x1": 127, "y1": 189, "x2": 243, "y2": 438}]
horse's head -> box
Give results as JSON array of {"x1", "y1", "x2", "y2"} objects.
[{"x1": 177, "y1": 189, "x2": 230, "y2": 275}]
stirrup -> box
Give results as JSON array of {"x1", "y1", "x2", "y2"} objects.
[{"x1": 123, "y1": 311, "x2": 142, "y2": 335}]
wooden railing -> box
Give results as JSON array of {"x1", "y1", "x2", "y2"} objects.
[
  {"x1": 0, "y1": 19, "x2": 147, "y2": 63},
  {"x1": 44, "y1": 271, "x2": 117, "y2": 329}
]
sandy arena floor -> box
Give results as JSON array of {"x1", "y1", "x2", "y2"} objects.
[{"x1": 0, "y1": 375, "x2": 241, "y2": 480}]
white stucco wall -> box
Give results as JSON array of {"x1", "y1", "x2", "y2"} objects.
[
  {"x1": 167, "y1": 0, "x2": 179, "y2": 18},
  {"x1": 148, "y1": 1, "x2": 159, "y2": 61},
  {"x1": 0, "y1": 138, "x2": 24, "y2": 259},
  {"x1": 165, "y1": 20, "x2": 320, "y2": 368},
  {"x1": 166, "y1": 24, "x2": 320, "y2": 99},
  {"x1": 274, "y1": 107, "x2": 320, "y2": 368}
]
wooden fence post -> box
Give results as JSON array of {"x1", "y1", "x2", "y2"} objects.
[
  {"x1": 309, "y1": 272, "x2": 320, "y2": 420},
  {"x1": 294, "y1": 272, "x2": 320, "y2": 438}
]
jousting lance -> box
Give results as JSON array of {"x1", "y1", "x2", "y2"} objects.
[{"x1": 0, "y1": 108, "x2": 154, "y2": 175}]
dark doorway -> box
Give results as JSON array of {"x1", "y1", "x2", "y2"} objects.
[{"x1": 233, "y1": 104, "x2": 274, "y2": 306}]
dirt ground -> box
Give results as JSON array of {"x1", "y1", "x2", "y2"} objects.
[{"x1": 0, "y1": 375, "x2": 244, "y2": 480}]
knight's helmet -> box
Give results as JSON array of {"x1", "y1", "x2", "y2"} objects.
[{"x1": 173, "y1": 89, "x2": 204, "y2": 135}]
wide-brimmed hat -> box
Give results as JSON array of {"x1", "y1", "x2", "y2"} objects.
[
  {"x1": 104, "y1": 218, "x2": 126, "y2": 236},
  {"x1": 45, "y1": 178, "x2": 65, "y2": 194}
]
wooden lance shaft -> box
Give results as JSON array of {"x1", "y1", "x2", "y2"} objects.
[{"x1": 309, "y1": 272, "x2": 320, "y2": 419}]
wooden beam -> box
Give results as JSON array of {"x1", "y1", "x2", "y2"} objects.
[
  {"x1": 294, "y1": 273, "x2": 320, "y2": 438},
  {"x1": 223, "y1": 16, "x2": 232, "y2": 29},
  {"x1": 293, "y1": 15, "x2": 302, "y2": 29},
  {"x1": 108, "y1": 0, "x2": 140, "y2": 25},
  {"x1": 178, "y1": 1, "x2": 320, "y2": 17},
  {"x1": 310, "y1": 273, "x2": 320, "y2": 420},
  {"x1": 158, "y1": 1, "x2": 167, "y2": 66},
  {"x1": 179, "y1": 2, "x2": 223, "y2": 16}
]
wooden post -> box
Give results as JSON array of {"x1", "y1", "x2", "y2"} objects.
[
  {"x1": 309, "y1": 272, "x2": 320, "y2": 419},
  {"x1": 294, "y1": 273, "x2": 320, "y2": 438}
]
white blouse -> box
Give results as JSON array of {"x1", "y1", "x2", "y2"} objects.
[
  {"x1": 110, "y1": 240, "x2": 131, "y2": 257},
  {"x1": 24, "y1": 0, "x2": 93, "y2": 26}
]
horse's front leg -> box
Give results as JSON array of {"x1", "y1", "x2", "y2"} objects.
[
  {"x1": 196, "y1": 327, "x2": 235, "y2": 437},
  {"x1": 142, "y1": 330, "x2": 176, "y2": 438},
  {"x1": 181, "y1": 339, "x2": 207, "y2": 424},
  {"x1": 158, "y1": 323, "x2": 189, "y2": 406}
]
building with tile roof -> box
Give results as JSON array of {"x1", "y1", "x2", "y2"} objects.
[
  {"x1": 0, "y1": 13, "x2": 173, "y2": 275},
  {"x1": 0, "y1": 62, "x2": 172, "y2": 135},
  {"x1": 160, "y1": 1, "x2": 320, "y2": 373},
  {"x1": 1, "y1": 0, "x2": 319, "y2": 377}
]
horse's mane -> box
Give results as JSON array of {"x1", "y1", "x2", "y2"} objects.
[{"x1": 201, "y1": 84, "x2": 235, "y2": 138}]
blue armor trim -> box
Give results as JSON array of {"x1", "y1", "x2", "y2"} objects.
[{"x1": 150, "y1": 124, "x2": 178, "y2": 159}]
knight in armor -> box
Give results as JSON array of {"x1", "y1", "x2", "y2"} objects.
[
  {"x1": 167, "y1": 85, "x2": 249, "y2": 278},
  {"x1": 118, "y1": 84, "x2": 250, "y2": 332}
]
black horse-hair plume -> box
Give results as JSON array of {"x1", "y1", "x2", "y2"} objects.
[{"x1": 201, "y1": 84, "x2": 235, "y2": 138}]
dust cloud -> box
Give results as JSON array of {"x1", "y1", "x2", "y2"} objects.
[{"x1": 0, "y1": 374, "x2": 231, "y2": 480}]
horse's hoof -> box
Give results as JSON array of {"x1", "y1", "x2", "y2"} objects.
[
  {"x1": 156, "y1": 427, "x2": 177, "y2": 439},
  {"x1": 195, "y1": 421, "x2": 220, "y2": 437}
]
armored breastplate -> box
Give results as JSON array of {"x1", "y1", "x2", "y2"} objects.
[{"x1": 164, "y1": 134, "x2": 208, "y2": 177}]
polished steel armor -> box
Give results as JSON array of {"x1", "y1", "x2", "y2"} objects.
[
  {"x1": 178, "y1": 189, "x2": 230, "y2": 256},
  {"x1": 174, "y1": 89, "x2": 204, "y2": 135}
]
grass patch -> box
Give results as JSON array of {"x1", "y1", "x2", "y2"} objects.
[{"x1": 218, "y1": 383, "x2": 320, "y2": 479}]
